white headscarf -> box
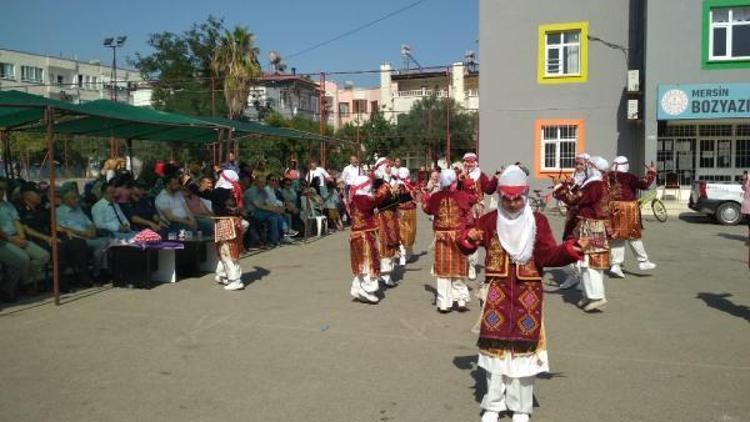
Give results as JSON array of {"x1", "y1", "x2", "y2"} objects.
[
  {"x1": 612, "y1": 156, "x2": 629, "y2": 173},
  {"x1": 581, "y1": 156, "x2": 605, "y2": 187},
  {"x1": 397, "y1": 167, "x2": 410, "y2": 186},
  {"x1": 215, "y1": 169, "x2": 238, "y2": 190},
  {"x1": 351, "y1": 175, "x2": 372, "y2": 196},
  {"x1": 439, "y1": 169, "x2": 457, "y2": 189},
  {"x1": 496, "y1": 166, "x2": 536, "y2": 264},
  {"x1": 373, "y1": 157, "x2": 390, "y2": 180},
  {"x1": 573, "y1": 152, "x2": 590, "y2": 186}
]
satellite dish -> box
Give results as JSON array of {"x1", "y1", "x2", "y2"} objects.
[{"x1": 268, "y1": 50, "x2": 282, "y2": 65}]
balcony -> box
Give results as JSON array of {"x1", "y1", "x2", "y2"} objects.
[{"x1": 395, "y1": 89, "x2": 448, "y2": 98}]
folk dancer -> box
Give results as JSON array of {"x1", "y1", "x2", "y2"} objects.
[
  {"x1": 554, "y1": 157, "x2": 611, "y2": 312},
  {"x1": 212, "y1": 170, "x2": 246, "y2": 291},
  {"x1": 608, "y1": 156, "x2": 658, "y2": 277},
  {"x1": 372, "y1": 157, "x2": 401, "y2": 287},
  {"x1": 459, "y1": 152, "x2": 498, "y2": 281},
  {"x1": 396, "y1": 167, "x2": 417, "y2": 266},
  {"x1": 347, "y1": 175, "x2": 390, "y2": 303},
  {"x1": 457, "y1": 166, "x2": 585, "y2": 422},
  {"x1": 423, "y1": 169, "x2": 475, "y2": 312},
  {"x1": 559, "y1": 152, "x2": 590, "y2": 289}
]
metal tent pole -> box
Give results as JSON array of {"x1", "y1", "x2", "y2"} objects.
[{"x1": 45, "y1": 106, "x2": 60, "y2": 306}]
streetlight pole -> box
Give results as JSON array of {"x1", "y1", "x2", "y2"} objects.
[{"x1": 104, "y1": 36, "x2": 127, "y2": 157}]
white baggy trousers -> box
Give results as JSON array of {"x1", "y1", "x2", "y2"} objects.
[
  {"x1": 580, "y1": 255, "x2": 605, "y2": 300},
  {"x1": 610, "y1": 239, "x2": 649, "y2": 265},
  {"x1": 482, "y1": 373, "x2": 535, "y2": 415},
  {"x1": 436, "y1": 277, "x2": 470, "y2": 309}
]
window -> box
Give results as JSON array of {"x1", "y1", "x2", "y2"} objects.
[
  {"x1": 20, "y1": 66, "x2": 43, "y2": 83},
  {"x1": 0, "y1": 63, "x2": 14, "y2": 80},
  {"x1": 353, "y1": 99, "x2": 367, "y2": 114},
  {"x1": 700, "y1": 139, "x2": 716, "y2": 167},
  {"x1": 370, "y1": 101, "x2": 379, "y2": 114},
  {"x1": 704, "y1": 1, "x2": 750, "y2": 69},
  {"x1": 338, "y1": 102, "x2": 350, "y2": 117},
  {"x1": 717, "y1": 139, "x2": 732, "y2": 167},
  {"x1": 737, "y1": 139, "x2": 750, "y2": 167},
  {"x1": 56, "y1": 75, "x2": 64, "y2": 86},
  {"x1": 545, "y1": 31, "x2": 581, "y2": 76},
  {"x1": 534, "y1": 119, "x2": 585, "y2": 177},
  {"x1": 538, "y1": 22, "x2": 588, "y2": 84}
]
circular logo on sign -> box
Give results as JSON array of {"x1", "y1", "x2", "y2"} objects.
[{"x1": 661, "y1": 89, "x2": 689, "y2": 116}]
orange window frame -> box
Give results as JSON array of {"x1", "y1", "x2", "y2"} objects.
[{"x1": 533, "y1": 119, "x2": 586, "y2": 180}]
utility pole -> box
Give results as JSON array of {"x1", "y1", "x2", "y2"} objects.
[
  {"x1": 104, "y1": 36, "x2": 127, "y2": 157},
  {"x1": 319, "y1": 72, "x2": 326, "y2": 167},
  {"x1": 356, "y1": 123, "x2": 361, "y2": 161},
  {"x1": 445, "y1": 67, "x2": 451, "y2": 164}
]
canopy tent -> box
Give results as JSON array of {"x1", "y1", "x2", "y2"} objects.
[
  {"x1": 0, "y1": 90, "x2": 329, "y2": 307},
  {"x1": 198, "y1": 116, "x2": 327, "y2": 142}
]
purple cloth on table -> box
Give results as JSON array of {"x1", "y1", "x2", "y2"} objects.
[{"x1": 123, "y1": 241, "x2": 185, "y2": 250}]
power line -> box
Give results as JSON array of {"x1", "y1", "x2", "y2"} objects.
[{"x1": 286, "y1": 0, "x2": 431, "y2": 59}]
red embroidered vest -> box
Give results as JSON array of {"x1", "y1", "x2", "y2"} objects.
[{"x1": 480, "y1": 236, "x2": 544, "y2": 344}]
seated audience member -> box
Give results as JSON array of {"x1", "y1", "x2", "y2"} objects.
[
  {"x1": 155, "y1": 174, "x2": 197, "y2": 232},
  {"x1": 278, "y1": 177, "x2": 301, "y2": 232},
  {"x1": 300, "y1": 186, "x2": 324, "y2": 220},
  {"x1": 92, "y1": 184, "x2": 137, "y2": 239},
  {"x1": 323, "y1": 181, "x2": 343, "y2": 231},
  {"x1": 17, "y1": 183, "x2": 92, "y2": 288},
  {"x1": 56, "y1": 186, "x2": 110, "y2": 276},
  {"x1": 243, "y1": 176, "x2": 290, "y2": 246},
  {"x1": 0, "y1": 179, "x2": 50, "y2": 297},
  {"x1": 185, "y1": 176, "x2": 215, "y2": 236},
  {"x1": 121, "y1": 183, "x2": 168, "y2": 233},
  {"x1": 268, "y1": 175, "x2": 298, "y2": 236}
]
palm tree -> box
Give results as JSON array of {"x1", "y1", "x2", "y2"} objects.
[{"x1": 211, "y1": 27, "x2": 261, "y2": 119}]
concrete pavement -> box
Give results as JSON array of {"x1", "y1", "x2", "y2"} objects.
[{"x1": 0, "y1": 211, "x2": 748, "y2": 421}]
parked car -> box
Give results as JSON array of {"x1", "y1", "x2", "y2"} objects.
[{"x1": 688, "y1": 181, "x2": 745, "y2": 225}]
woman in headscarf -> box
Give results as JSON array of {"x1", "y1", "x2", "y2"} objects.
[{"x1": 458, "y1": 165, "x2": 585, "y2": 422}]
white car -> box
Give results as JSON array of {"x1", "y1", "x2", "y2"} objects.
[{"x1": 688, "y1": 181, "x2": 745, "y2": 225}]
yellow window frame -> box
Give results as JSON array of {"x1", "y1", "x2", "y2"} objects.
[{"x1": 537, "y1": 22, "x2": 589, "y2": 84}]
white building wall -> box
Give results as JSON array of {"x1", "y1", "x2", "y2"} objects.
[{"x1": 0, "y1": 48, "x2": 150, "y2": 106}]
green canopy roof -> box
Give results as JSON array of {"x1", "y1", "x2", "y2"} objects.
[
  {"x1": 199, "y1": 116, "x2": 326, "y2": 142},
  {"x1": 0, "y1": 90, "x2": 327, "y2": 144}
]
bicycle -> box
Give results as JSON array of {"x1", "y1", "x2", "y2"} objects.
[
  {"x1": 637, "y1": 189, "x2": 668, "y2": 222},
  {"x1": 529, "y1": 187, "x2": 567, "y2": 216}
]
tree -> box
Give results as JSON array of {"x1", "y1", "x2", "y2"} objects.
[
  {"x1": 130, "y1": 15, "x2": 227, "y2": 117},
  {"x1": 211, "y1": 27, "x2": 261, "y2": 119},
  {"x1": 395, "y1": 95, "x2": 477, "y2": 166}
]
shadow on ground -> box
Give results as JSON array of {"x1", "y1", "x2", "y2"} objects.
[
  {"x1": 241, "y1": 266, "x2": 271, "y2": 285},
  {"x1": 696, "y1": 292, "x2": 750, "y2": 323},
  {"x1": 678, "y1": 212, "x2": 714, "y2": 225},
  {"x1": 717, "y1": 232, "x2": 749, "y2": 243}
]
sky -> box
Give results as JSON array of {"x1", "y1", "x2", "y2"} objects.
[{"x1": 0, "y1": 0, "x2": 478, "y2": 87}]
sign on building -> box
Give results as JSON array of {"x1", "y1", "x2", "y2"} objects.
[{"x1": 657, "y1": 83, "x2": 750, "y2": 120}]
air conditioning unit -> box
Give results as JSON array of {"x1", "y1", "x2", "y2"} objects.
[
  {"x1": 627, "y1": 70, "x2": 640, "y2": 93},
  {"x1": 627, "y1": 99, "x2": 639, "y2": 120}
]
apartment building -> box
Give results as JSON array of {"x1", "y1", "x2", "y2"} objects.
[
  {"x1": 379, "y1": 62, "x2": 479, "y2": 123},
  {"x1": 0, "y1": 48, "x2": 150, "y2": 106},
  {"x1": 245, "y1": 73, "x2": 321, "y2": 122}
]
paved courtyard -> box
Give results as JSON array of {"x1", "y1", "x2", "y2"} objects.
[{"x1": 0, "y1": 212, "x2": 748, "y2": 422}]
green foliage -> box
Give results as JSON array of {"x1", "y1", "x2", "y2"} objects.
[
  {"x1": 395, "y1": 95, "x2": 477, "y2": 166},
  {"x1": 211, "y1": 26, "x2": 262, "y2": 119},
  {"x1": 129, "y1": 15, "x2": 228, "y2": 117}
]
